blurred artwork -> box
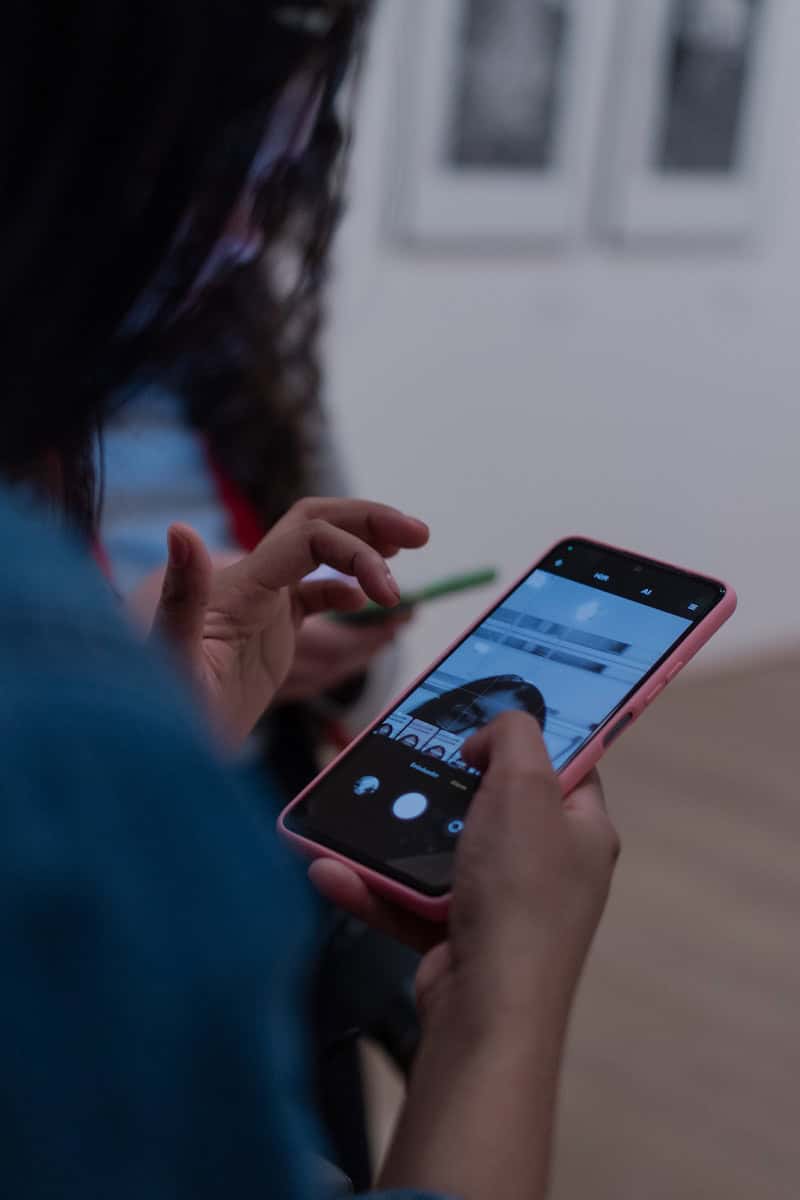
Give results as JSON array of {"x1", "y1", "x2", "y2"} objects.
[
  {"x1": 449, "y1": 0, "x2": 568, "y2": 170},
  {"x1": 657, "y1": 0, "x2": 763, "y2": 173},
  {"x1": 599, "y1": 0, "x2": 773, "y2": 241},
  {"x1": 392, "y1": 0, "x2": 620, "y2": 243},
  {"x1": 392, "y1": 0, "x2": 774, "y2": 245}
]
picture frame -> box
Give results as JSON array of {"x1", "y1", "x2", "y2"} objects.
[
  {"x1": 388, "y1": 0, "x2": 619, "y2": 247},
  {"x1": 599, "y1": 0, "x2": 776, "y2": 243}
]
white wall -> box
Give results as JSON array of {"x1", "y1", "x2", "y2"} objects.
[{"x1": 327, "y1": 1, "x2": 800, "y2": 686}]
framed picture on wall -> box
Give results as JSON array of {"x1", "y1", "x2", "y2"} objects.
[
  {"x1": 600, "y1": 0, "x2": 775, "y2": 242},
  {"x1": 388, "y1": 0, "x2": 619, "y2": 247}
]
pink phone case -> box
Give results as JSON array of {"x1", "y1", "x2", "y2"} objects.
[{"x1": 279, "y1": 538, "x2": 738, "y2": 923}]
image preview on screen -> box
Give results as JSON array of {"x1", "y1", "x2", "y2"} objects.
[
  {"x1": 285, "y1": 547, "x2": 708, "y2": 894},
  {"x1": 383, "y1": 570, "x2": 692, "y2": 773}
]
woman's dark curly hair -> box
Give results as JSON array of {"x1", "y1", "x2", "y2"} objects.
[
  {"x1": 158, "y1": 7, "x2": 370, "y2": 530},
  {"x1": 0, "y1": 0, "x2": 368, "y2": 533}
]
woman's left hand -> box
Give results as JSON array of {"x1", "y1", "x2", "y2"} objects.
[{"x1": 151, "y1": 498, "x2": 429, "y2": 747}]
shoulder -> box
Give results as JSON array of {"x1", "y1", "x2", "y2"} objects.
[
  {"x1": 0, "y1": 488, "x2": 322, "y2": 1194},
  {"x1": 0, "y1": 486, "x2": 311, "y2": 967}
]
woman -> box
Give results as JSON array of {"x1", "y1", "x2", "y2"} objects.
[{"x1": 0, "y1": 4, "x2": 619, "y2": 1198}]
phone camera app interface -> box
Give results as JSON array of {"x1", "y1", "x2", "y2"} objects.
[{"x1": 286, "y1": 543, "x2": 722, "y2": 894}]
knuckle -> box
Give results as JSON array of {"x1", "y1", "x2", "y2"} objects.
[
  {"x1": 304, "y1": 517, "x2": 331, "y2": 557},
  {"x1": 607, "y1": 826, "x2": 622, "y2": 864},
  {"x1": 292, "y1": 497, "x2": 319, "y2": 521},
  {"x1": 591, "y1": 819, "x2": 622, "y2": 872},
  {"x1": 489, "y1": 761, "x2": 555, "y2": 800}
]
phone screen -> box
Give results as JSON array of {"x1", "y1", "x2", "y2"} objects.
[{"x1": 284, "y1": 540, "x2": 726, "y2": 896}]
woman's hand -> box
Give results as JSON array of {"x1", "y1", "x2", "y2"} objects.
[
  {"x1": 273, "y1": 612, "x2": 410, "y2": 705},
  {"x1": 310, "y1": 713, "x2": 619, "y2": 1200},
  {"x1": 312, "y1": 713, "x2": 618, "y2": 1029},
  {"x1": 150, "y1": 498, "x2": 429, "y2": 747}
]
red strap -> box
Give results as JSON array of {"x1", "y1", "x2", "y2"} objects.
[
  {"x1": 204, "y1": 444, "x2": 266, "y2": 553},
  {"x1": 327, "y1": 718, "x2": 355, "y2": 754}
]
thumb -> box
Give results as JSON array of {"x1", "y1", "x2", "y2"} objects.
[
  {"x1": 153, "y1": 524, "x2": 213, "y2": 659},
  {"x1": 563, "y1": 770, "x2": 608, "y2": 817}
]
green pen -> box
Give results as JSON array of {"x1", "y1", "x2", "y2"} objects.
[{"x1": 335, "y1": 567, "x2": 499, "y2": 625}]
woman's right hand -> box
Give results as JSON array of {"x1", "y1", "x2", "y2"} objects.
[
  {"x1": 310, "y1": 711, "x2": 619, "y2": 1036},
  {"x1": 310, "y1": 714, "x2": 620, "y2": 1200},
  {"x1": 429, "y1": 712, "x2": 618, "y2": 1032}
]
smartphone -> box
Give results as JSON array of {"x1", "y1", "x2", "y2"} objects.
[
  {"x1": 336, "y1": 567, "x2": 498, "y2": 625},
  {"x1": 280, "y1": 538, "x2": 737, "y2": 921}
]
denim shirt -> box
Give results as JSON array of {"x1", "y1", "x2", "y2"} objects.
[{"x1": 0, "y1": 488, "x2": 445, "y2": 1200}]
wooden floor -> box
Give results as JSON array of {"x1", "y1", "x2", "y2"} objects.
[{"x1": 364, "y1": 649, "x2": 800, "y2": 1198}]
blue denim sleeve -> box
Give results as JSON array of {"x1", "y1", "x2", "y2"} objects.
[
  {"x1": 0, "y1": 491, "x2": 461, "y2": 1200},
  {"x1": 0, "y1": 492, "x2": 330, "y2": 1197}
]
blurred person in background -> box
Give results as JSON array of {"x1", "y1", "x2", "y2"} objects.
[
  {"x1": 99, "y1": 38, "x2": 419, "y2": 1181},
  {"x1": 0, "y1": 2, "x2": 620, "y2": 1198}
]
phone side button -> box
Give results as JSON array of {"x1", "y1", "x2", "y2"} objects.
[
  {"x1": 644, "y1": 682, "x2": 665, "y2": 707},
  {"x1": 603, "y1": 712, "x2": 635, "y2": 748},
  {"x1": 666, "y1": 661, "x2": 685, "y2": 684}
]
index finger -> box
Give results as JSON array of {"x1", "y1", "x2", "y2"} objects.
[
  {"x1": 284, "y1": 499, "x2": 430, "y2": 555},
  {"x1": 461, "y1": 710, "x2": 554, "y2": 778},
  {"x1": 227, "y1": 500, "x2": 426, "y2": 610},
  {"x1": 243, "y1": 520, "x2": 402, "y2": 607}
]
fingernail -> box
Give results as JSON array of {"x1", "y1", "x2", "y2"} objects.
[
  {"x1": 168, "y1": 529, "x2": 190, "y2": 568},
  {"x1": 385, "y1": 565, "x2": 401, "y2": 599},
  {"x1": 406, "y1": 515, "x2": 429, "y2": 533}
]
